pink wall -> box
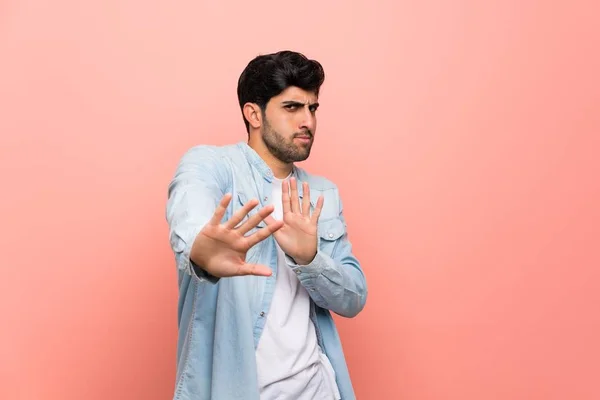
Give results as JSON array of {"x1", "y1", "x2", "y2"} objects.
[{"x1": 1, "y1": 1, "x2": 599, "y2": 399}]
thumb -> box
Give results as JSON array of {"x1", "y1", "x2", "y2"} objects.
[
  {"x1": 239, "y1": 263, "x2": 272, "y2": 277},
  {"x1": 263, "y1": 215, "x2": 277, "y2": 225},
  {"x1": 264, "y1": 215, "x2": 283, "y2": 235}
]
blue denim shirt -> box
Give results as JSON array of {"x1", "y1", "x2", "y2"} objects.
[{"x1": 166, "y1": 141, "x2": 368, "y2": 400}]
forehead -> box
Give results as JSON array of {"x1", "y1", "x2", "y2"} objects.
[{"x1": 272, "y1": 86, "x2": 318, "y2": 103}]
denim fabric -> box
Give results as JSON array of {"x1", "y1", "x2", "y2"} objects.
[{"x1": 166, "y1": 142, "x2": 367, "y2": 399}]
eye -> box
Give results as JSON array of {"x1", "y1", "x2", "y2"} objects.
[
  {"x1": 309, "y1": 105, "x2": 318, "y2": 113},
  {"x1": 284, "y1": 104, "x2": 299, "y2": 111}
]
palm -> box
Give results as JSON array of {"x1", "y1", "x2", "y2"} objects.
[
  {"x1": 191, "y1": 194, "x2": 284, "y2": 278},
  {"x1": 197, "y1": 228, "x2": 253, "y2": 276},
  {"x1": 274, "y1": 220, "x2": 316, "y2": 259},
  {"x1": 267, "y1": 178, "x2": 324, "y2": 265}
]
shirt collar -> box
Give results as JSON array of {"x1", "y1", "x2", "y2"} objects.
[{"x1": 237, "y1": 141, "x2": 301, "y2": 183}]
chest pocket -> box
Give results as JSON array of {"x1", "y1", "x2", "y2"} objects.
[
  {"x1": 317, "y1": 217, "x2": 346, "y2": 258},
  {"x1": 235, "y1": 192, "x2": 267, "y2": 228}
]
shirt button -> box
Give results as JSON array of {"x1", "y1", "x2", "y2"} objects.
[
  {"x1": 328, "y1": 233, "x2": 334, "y2": 238},
  {"x1": 264, "y1": 196, "x2": 268, "y2": 201},
  {"x1": 295, "y1": 270, "x2": 301, "y2": 274},
  {"x1": 260, "y1": 311, "x2": 265, "y2": 317}
]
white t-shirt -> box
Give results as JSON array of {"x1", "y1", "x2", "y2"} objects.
[{"x1": 255, "y1": 175, "x2": 341, "y2": 400}]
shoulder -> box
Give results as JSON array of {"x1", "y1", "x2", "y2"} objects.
[
  {"x1": 171, "y1": 143, "x2": 243, "y2": 188},
  {"x1": 178, "y1": 143, "x2": 239, "y2": 164},
  {"x1": 174, "y1": 143, "x2": 247, "y2": 175}
]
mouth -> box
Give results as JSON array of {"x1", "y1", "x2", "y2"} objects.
[{"x1": 294, "y1": 135, "x2": 312, "y2": 144}]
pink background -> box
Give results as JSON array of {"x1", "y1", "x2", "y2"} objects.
[{"x1": 1, "y1": 1, "x2": 599, "y2": 399}]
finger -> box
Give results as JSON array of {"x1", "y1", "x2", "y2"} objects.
[
  {"x1": 282, "y1": 179, "x2": 291, "y2": 214},
  {"x1": 302, "y1": 181, "x2": 310, "y2": 216},
  {"x1": 208, "y1": 193, "x2": 233, "y2": 225},
  {"x1": 310, "y1": 195, "x2": 325, "y2": 224},
  {"x1": 237, "y1": 204, "x2": 275, "y2": 234},
  {"x1": 263, "y1": 215, "x2": 275, "y2": 225},
  {"x1": 290, "y1": 177, "x2": 300, "y2": 213},
  {"x1": 223, "y1": 198, "x2": 259, "y2": 229},
  {"x1": 262, "y1": 214, "x2": 281, "y2": 228},
  {"x1": 238, "y1": 263, "x2": 272, "y2": 277},
  {"x1": 246, "y1": 219, "x2": 284, "y2": 248}
]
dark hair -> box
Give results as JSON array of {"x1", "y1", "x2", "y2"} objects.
[{"x1": 237, "y1": 50, "x2": 325, "y2": 133}]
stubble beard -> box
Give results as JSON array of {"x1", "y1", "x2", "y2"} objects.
[{"x1": 261, "y1": 118, "x2": 313, "y2": 164}]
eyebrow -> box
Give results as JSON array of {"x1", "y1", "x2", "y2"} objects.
[{"x1": 281, "y1": 100, "x2": 320, "y2": 108}]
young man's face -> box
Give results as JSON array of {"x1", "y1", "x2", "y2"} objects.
[{"x1": 261, "y1": 86, "x2": 319, "y2": 164}]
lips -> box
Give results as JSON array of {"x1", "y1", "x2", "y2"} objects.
[
  {"x1": 294, "y1": 133, "x2": 312, "y2": 140},
  {"x1": 294, "y1": 136, "x2": 312, "y2": 145}
]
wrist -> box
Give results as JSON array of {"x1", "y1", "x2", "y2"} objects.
[{"x1": 293, "y1": 251, "x2": 317, "y2": 266}]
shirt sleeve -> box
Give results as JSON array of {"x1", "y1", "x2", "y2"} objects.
[
  {"x1": 166, "y1": 146, "x2": 228, "y2": 284},
  {"x1": 284, "y1": 192, "x2": 367, "y2": 318}
]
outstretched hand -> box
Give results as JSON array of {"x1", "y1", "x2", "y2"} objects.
[
  {"x1": 265, "y1": 177, "x2": 324, "y2": 265},
  {"x1": 190, "y1": 193, "x2": 284, "y2": 278}
]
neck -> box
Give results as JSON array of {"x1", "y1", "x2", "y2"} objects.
[{"x1": 248, "y1": 135, "x2": 293, "y2": 179}]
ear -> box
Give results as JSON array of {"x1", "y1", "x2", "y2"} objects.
[{"x1": 242, "y1": 103, "x2": 262, "y2": 130}]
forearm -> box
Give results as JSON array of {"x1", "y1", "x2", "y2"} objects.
[
  {"x1": 188, "y1": 234, "x2": 222, "y2": 283},
  {"x1": 167, "y1": 189, "x2": 219, "y2": 283},
  {"x1": 286, "y1": 249, "x2": 367, "y2": 318},
  {"x1": 166, "y1": 146, "x2": 226, "y2": 282}
]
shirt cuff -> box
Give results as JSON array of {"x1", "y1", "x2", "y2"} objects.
[
  {"x1": 190, "y1": 259, "x2": 220, "y2": 284},
  {"x1": 285, "y1": 251, "x2": 327, "y2": 278}
]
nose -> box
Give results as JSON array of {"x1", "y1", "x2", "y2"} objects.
[{"x1": 298, "y1": 107, "x2": 316, "y2": 133}]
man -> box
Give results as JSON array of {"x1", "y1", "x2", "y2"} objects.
[{"x1": 166, "y1": 50, "x2": 367, "y2": 400}]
